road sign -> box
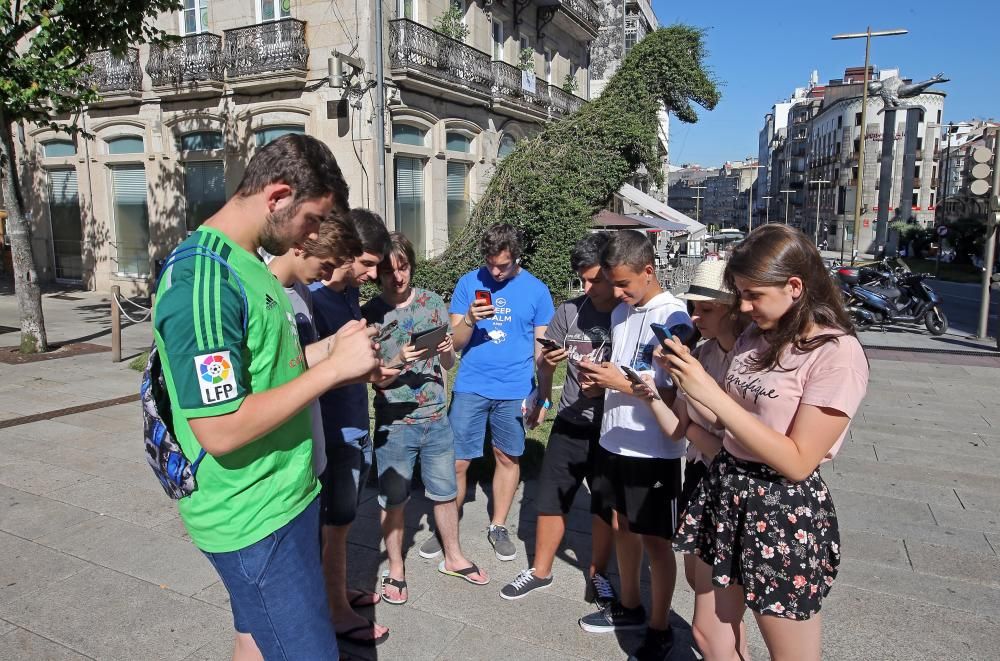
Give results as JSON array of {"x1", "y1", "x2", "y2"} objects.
[
  {"x1": 937, "y1": 224, "x2": 949, "y2": 237},
  {"x1": 972, "y1": 146, "x2": 993, "y2": 163}
]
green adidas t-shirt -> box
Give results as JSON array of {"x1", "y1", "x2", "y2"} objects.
[{"x1": 153, "y1": 226, "x2": 319, "y2": 553}]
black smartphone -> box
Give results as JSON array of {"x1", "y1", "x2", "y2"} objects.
[
  {"x1": 536, "y1": 337, "x2": 561, "y2": 351},
  {"x1": 620, "y1": 364, "x2": 660, "y2": 400}
]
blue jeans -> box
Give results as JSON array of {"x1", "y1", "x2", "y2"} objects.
[
  {"x1": 320, "y1": 432, "x2": 372, "y2": 526},
  {"x1": 374, "y1": 415, "x2": 458, "y2": 509},
  {"x1": 203, "y1": 498, "x2": 337, "y2": 660},
  {"x1": 448, "y1": 391, "x2": 526, "y2": 460}
]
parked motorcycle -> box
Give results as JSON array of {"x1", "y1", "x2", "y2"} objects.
[{"x1": 834, "y1": 261, "x2": 948, "y2": 335}]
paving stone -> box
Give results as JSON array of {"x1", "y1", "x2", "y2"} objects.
[
  {"x1": 0, "y1": 457, "x2": 95, "y2": 496},
  {"x1": 839, "y1": 529, "x2": 910, "y2": 568},
  {"x1": 874, "y1": 445, "x2": 1000, "y2": 478},
  {"x1": 832, "y1": 489, "x2": 936, "y2": 528},
  {"x1": 343, "y1": 601, "x2": 466, "y2": 661},
  {"x1": 0, "y1": 627, "x2": 90, "y2": 660},
  {"x1": 840, "y1": 517, "x2": 995, "y2": 555},
  {"x1": 903, "y1": 539, "x2": 1000, "y2": 587},
  {"x1": 821, "y1": 584, "x2": 1000, "y2": 661},
  {"x1": 862, "y1": 411, "x2": 991, "y2": 432},
  {"x1": 0, "y1": 620, "x2": 12, "y2": 637},
  {"x1": 0, "y1": 565, "x2": 231, "y2": 661},
  {"x1": 35, "y1": 515, "x2": 219, "y2": 597},
  {"x1": 46, "y1": 476, "x2": 178, "y2": 529},
  {"x1": 832, "y1": 456, "x2": 999, "y2": 492},
  {"x1": 150, "y1": 515, "x2": 190, "y2": 541},
  {"x1": 0, "y1": 532, "x2": 87, "y2": 606},
  {"x1": 55, "y1": 410, "x2": 136, "y2": 434},
  {"x1": 434, "y1": 623, "x2": 587, "y2": 661},
  {"x1": 823, "y1": 471, "x2": 961, "y2": 507},
  {"x1": 181, "y1": 637, "x2": 233, "y2": 661},
  {"x1": 0, "y1": 484, "x2": 98, "y2": 541},
  {"x1": 850, "y1": 428, "x2": 996, "y2": 457},
  {"x1": 929, "y1": 504, "x2": 1000, "y2": 534},
  {"x1": 955, "y1": 487, "x2": 1000, "y2": 513},
  {"x1": 191, "y1": 581, "x2": 229, "y2": 610}
]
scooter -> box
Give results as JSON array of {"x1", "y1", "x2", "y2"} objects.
[{"x1": 835, "y1": 265, "x2": 948, "y2": 335}]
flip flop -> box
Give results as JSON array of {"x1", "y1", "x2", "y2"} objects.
[
  {"x1": 379, "y1": 570, "x2": 408, "y2": 605},
  {"x1": 347, "y1": 588, "x2": 380, "y2": 608},
  {"x1": 437, "y1": 560, "x2": 490, "y2": 585},
  {"x1": 336, "y1": 619, "x2": 389, "y2": 647}
]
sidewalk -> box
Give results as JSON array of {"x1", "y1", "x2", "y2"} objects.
[{"x1": 1, "y1": 290, "x2": 999, "y2": 659}]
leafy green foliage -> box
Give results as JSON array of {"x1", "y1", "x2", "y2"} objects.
[
  {"x1": 562, "y1": 73, "x2": 578, "y2": 95},
  {"x1": 431, "y1": 4, "x2": 469, "y2": 42},
  {"x1": 891, "y1": 221, "x2": 934, "y2": 257},
  {"x1": 414, "y1": 25, "x2": 719, "y2": 300},
  {"x1": 946, "y1": 217, "x2": 987, "y2": 264}
]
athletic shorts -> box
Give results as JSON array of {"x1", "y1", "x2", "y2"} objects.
[
  {"x1": 590, "y1": 444, "x2": 682, "y2": 539},
  {"x1": 535, "y1": 416, "x2": 604, "y2": 517}
]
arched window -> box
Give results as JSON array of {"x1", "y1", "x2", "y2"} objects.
[
  {"x1": 106, "y1": 136, "x2": 145, "y2": 155},
  {"x1": 498, "y1": 133, "x2": 516, "y2": 159},
  {"x1": 254, "y1": 124, "x2": 304, "y2": 148},
  {"x1": 179, "y1": 130, "x2": 224, "y2": 152},
  {"x1": 392, "y1": 124, "x2": 427, "y2": 147},
  {"x1": 446, "y1": 132, "x2": 471, "y2": 153},
  {"x1": 42, "y1": 140, "x2": 76, "y2": 158}
]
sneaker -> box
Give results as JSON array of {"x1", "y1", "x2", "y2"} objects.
[
  {"x1": 488, "y1": 524, "x2": 517, "y2": 561},
  {"x1": 630, "y1": 626, "x2": 674, "y2": 661},
  {"x1": 499, "y1": 568, "x2": 553, "y2": 601},
  {"x1": 418, "y1": 534, "x2": 441, "y2": 559},
  {"x1": 586, "y1": 571, "x2": 617, "y2": 610},
  {"x1": 579, "y1": 601, "x2": 647, "y2": 633}
]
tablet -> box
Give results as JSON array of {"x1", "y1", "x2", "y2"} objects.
[{"x1": 411, "y1": 323, "x2": 449, "y2": 352}]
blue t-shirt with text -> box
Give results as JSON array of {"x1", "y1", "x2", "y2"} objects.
[
  {"x1": 309, "y1": 283, "x2": 369, "y2": 443},
  {"x1": 450, "y1": 267, "x2": 554, "y2": 400}
]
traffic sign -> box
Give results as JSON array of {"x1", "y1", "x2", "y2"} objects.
[
  {"x1": 937, "y1": 225, "x2": 949, "y2": 237},
  {"x1": 972, "y1": 146, "x2": 993, "y2": 164}
]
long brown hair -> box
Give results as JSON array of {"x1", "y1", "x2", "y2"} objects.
[{"x1": 724, "y1": 225, "x2": 854, "y2": 371}]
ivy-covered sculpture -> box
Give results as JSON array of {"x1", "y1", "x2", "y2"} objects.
[{"x1": 416, "y1": 24, "x2": 720, "y2": 299}]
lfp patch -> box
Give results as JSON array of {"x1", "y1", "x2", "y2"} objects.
[{"x1": 194, "y1": 351, "x2": 238, "y2": 405}]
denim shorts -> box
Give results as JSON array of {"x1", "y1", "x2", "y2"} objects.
[
  {"x1": 202, "y1": 497, "x2": 338, "y2": 660},
  {"x1": 320, "y1": 432, "x2": 372, "y2": 526},
  {"x1": 448, "y1": 391, "x2": 526, "y2": 460},
  {"x1": 373, "y1": 415, "x2": 458, "y2": 509}
]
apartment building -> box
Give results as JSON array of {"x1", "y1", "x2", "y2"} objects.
[
  {"x1": 936, "y1": 120, "x2": 999, "y2": 223},
  {"x1": 18, "y1": 0, "x2": 597, "y2": 295}
]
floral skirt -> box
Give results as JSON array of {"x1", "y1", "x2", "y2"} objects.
[{"x1": 673, "y1": 449, "x2": 840, "y2": 620}]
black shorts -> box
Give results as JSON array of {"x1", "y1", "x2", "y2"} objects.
[
  {"x1": 680, "y1": 459, "x2": 709, "y2": 515},
  {"x1": 591, "y1": 445, "x2": 682, "y2": 539},
  {"x1": 536, "y1": 417, "x2": 603, "y2": 516}
]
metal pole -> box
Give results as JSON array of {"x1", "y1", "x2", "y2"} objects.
[
  {"x1": 976, "y1": 128, "x2": 1000, "y2": 338},
  {"x1": 373, "y1": 0, "x2": 388, "y2": 219},
  {"x1": 815, "y1": 180, "x2": 823, "y2": 245},
  {"x1": 937, "y1": 124, "x2": 953, "y2": 278},
  {"x1": 852, "y1": 28, "x2": 872, "y2": 262},
  {"x1": 111, "y1": 285, "x2": 121, "y2": 363}
]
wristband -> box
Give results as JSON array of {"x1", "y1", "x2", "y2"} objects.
[
  {"x1": 463, "y1": 314, "x2": 475, "y2": 328},
  {"x1": 535, "y1": 399, "x2": 551, "y2": 410}
]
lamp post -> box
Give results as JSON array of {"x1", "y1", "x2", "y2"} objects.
[
  {"x1": 691, "y1": 185, "x2": 706, "y2": 224},
  {"x1": 747, "y1": 165, "x2": 766, "y2": 233},
  {"x1": 809, "y1": 179, "x2": 831, "y2": 246},
  {"x1": 832, "y1": 27, "x2": 908, "y2": 262},
  {"x1": 780, "y1": 189, "x2": 795, "y2": 226},
  {"x1": 762, "y1": 195, "x2": 773, "y2": 224}
]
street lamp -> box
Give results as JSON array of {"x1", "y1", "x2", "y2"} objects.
[
  {"x1": 691, "y1": 185, "x2": 706, "y2": 224},
  {"x1": 832, "y1": 27, "x2": 908, "y2": 262},
  {"x1": 780, "y1": 189, "x2": 795, "y2": 226},
  {"x1": 747, "y1": 165, "x2": 766, "y2": 233},
  {"x1": 762, "y1": 195, "x2": 773, "y2": 224},
  {"x1": 809, "y1": 179, "x2": 831, "y2": 246}
]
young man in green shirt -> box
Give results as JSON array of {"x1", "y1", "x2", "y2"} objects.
[{"x1": 153, "y1": 134, "x2": 393, "y2": 660}]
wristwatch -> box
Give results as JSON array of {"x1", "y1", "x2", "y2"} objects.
[{"x1": 536, "y1": 398, "x2": 551, "y2": 410}]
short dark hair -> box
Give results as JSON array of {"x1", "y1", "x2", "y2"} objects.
[
  {"x1": 235, "y1": 134, "x2": 350, "y2": 215},
  {"x1": 378, "y1": 232, "x2": 417, "y2": 288},
  {"x1": 480, "y1": 223, "x2": 522, "y2": 261},
  {"x1": 301, "y1": 215, "x2": 362, "y2": 266},
  {"x1": 349, "y1": 208, "x2": 391, "y2": 257},
  {"x1": 600, "y1": 230, "x2": 655, "y2": 272},
  {"x1": 570, "y1": 232, "x2": 611, "y2": 272}
]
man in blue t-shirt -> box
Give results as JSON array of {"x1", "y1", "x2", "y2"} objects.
[
  {"x1": 446, "y1": 223, "x2": 554, "y2": 563},
  {"x1": 311, "y1": 209, "x2": 391, "y2": 646}
]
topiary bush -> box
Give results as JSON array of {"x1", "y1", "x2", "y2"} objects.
[{"x1": 413, "y1": 25, "x2": 719, "y2": 301}]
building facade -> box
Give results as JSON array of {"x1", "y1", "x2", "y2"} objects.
[
  {"x1": 18, "y1": 0, "x2": 597, "y2": 295},
  {"x1": 936, "y1": 120, "x2": 999, "y2": 223}
]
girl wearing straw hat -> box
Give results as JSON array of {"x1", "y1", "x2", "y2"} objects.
[{"x1": 630, "y1": 257, "x2": 750, "y2": 660}]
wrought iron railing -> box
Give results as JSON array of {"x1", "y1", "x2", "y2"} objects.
[
  {"x1": 147, "y1": 33, "x2": 224, "y2": 86},
  {"x1": 550, "y1": 85, "x2": 584, "y2": 116},
  {"x1": 388, "y1": 19, "x2": 493, "y2": 98},
  {"x1": 490, "y1": 61, "x2": 550, "y2": 113},
  {"x1": 84, "y1": 48, "x2": 142, "y2": 93},
  {"x1": 560, "y1": 0, "x2": 602, "y2": 30},
  {"x1": 224, "y1": 19, "x2": 309, "y2": 79}
]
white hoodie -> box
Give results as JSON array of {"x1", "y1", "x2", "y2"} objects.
[{"x1": 600, "y1": 291, "x2": 691, "y2": 459}]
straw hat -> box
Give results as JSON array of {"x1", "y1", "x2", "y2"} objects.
[{"x1": 677, "y1": 259, "x2": 734, "y2": 302}]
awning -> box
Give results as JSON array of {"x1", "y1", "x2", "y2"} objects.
[
  {"x1": 617, "y1": 183, "x2": 706, "y2": 234},
  {"x1": 626, "y1": 214, "x2": 689, "y2": 232}
]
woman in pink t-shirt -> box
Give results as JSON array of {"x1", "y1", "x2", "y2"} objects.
[{"x1": 661, "y1": 225, "x2": 869, "y2": 661}]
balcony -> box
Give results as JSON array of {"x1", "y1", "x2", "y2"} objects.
[
  {"x1": 550, "y1": 85, "x2": 586, "y2": 117},
  {"x1": 490, "y1": 61, "x2": 549, "y2": 121},
  {"x1": 84, "y1": 49, "x2": 142, "y2": 107},
  {"x1": 147, "y1": 33, "x2": 225, "y2": 99},
  {"x1": 536, "y1": 0, "x2": 602, "y2": 41},
  {"x1": 388, "y1": 19, "x2": 493, "y2": 105},
  {"x1": 224, "y1": 19, "x2": 308, "y2": 93}
]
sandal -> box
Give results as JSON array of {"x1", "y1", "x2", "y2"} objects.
[
  {"x1": 347, "y1": 588, "x2": 380, "y2": 608},
  {"x1": 379, "y1": 569, "x2": 408, "y2": 605},
  {"x1": 437, "y1": 560, "x2": 490, "y2": 585},
  {"x1": 336, "y1": 619, "x2": 389, "y2": 647}
]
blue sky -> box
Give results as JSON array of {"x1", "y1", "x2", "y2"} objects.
[{"x1": 653, "y1": 0, "x2": 1000, "y2": 167}]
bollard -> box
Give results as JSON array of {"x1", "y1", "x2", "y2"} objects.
[{"x1": 111, "y1": 285, "x2": 121, "y2": 363}]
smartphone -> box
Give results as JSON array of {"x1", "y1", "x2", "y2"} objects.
[
  {"x1": 620, "y1": 364, "x2": 660, "y2": 400},
  {"x1": 650, "y1": 322, "x2": 673, "y2": 348},
  {"x1": 372, "y1": 320, "x2": 398, "y2": 344},
  {"x1": 651, "y1": 321, "x2": 697, "y2": 354},
  {"x1": 536, "y1": 337, "x2": 561, "y2": 351},
  {"x1": 474, "y1": 289, "x2": 492, "y2": 306}
]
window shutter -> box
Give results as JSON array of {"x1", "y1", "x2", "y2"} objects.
[
  {"x1": 395, "y1": 156, "x2": 423, "y2": 199},
  {"x1": 447, "y1": 161, "x2": 467, "y2": 199},
  {"x1": 112, "y1": 165, "x2": 148, "y2": 205},
  {"x1": 48, "y1": 169, "x2": 79, "y2": 205}
]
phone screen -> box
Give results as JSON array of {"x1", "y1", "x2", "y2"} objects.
[{"x1": 475, "y1": 290, "x2": 492, "y2": 306}]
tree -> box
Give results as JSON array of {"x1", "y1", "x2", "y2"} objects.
[
  {"x1": 414, "y1": 25, "x2": 719, "y2": 300},
  {"x1": 1, "y1": 0, "x2": 179, "y2": 353}
]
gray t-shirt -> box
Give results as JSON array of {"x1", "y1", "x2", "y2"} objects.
[
  {"x1": 283, "y1": 281, "x2": 327, "y2": 477},
  {"x1": 544, "y1": 295, "x2": 613, "y2": 426}
]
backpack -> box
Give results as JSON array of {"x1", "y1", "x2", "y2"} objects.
[{"x1": 141, "y1": 245, "x2": 248, "y2": 499}]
